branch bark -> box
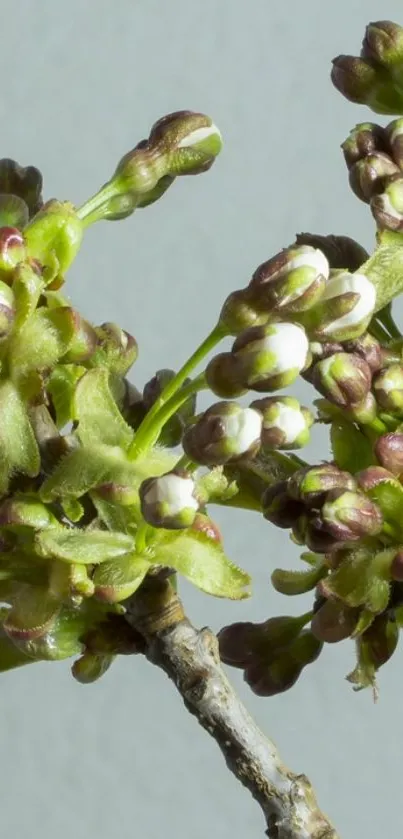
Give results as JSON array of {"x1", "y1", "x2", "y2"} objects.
[{"x1": 126, "y1": 579, "x2": 340, "y2": 839}]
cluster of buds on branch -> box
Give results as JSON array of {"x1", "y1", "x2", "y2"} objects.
[{"x1": 2, "y1": 20, "x2": 403, "y2": 706}]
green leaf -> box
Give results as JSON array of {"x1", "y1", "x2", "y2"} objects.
[
  {"x1": 12, "y1": 263, "x2": 45, "y2": 332},
  {"x1": 271, "y1": 564, "x2": 327, "y2": 596},
  {"x1": 365, "y1": 479, "x2": 403, "y2": 525},
  {"x1": 93, "y1": 554, "x2": 150, "y2": 602},
  {"x1": 9, "y1": 307, "x2": 76, "y2": 380},
  {"x1": 40, "y1": 444, "x2": 124, "y2": 502},
  {"x1": 61, "y1": 497, "x2": 85, "y2": 523},
  {"x1": 323, "y1": 546, "x2": 390, "y2": 614},
  {"x1": 73, "y1": 368, "x2": 133, "y2": 449},
  {"x1": 0, "y1": 380, "x2": 40, "y2": 495},
  {"x1": 90, "y1": 493, "x2": 139, "y2": 534},
  {"x1": 47, "y1": 364, "x2": 86, "y2": 428},
  {"x1": 35, "y1": 527, "x2": 135, "y2": 565},
  {"x1": 330, "y1": 419, "x2": 373, "y2": 472},
  {"x1": 150, "y1": 530, "x2": 250, "y2": 599}
]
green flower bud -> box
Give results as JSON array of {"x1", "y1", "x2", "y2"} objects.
[
  {"x1": 262, "y1": 481, "x2": 305, "y2": 528},
  {"x1": 205, "y1": 352, "x2": 248, "y2": 398},
  {"x1": 72, "y1": 651, "x2": 114, "y2": 684},
  {"x1": 0, "y1": 495, "x2": 55, "y2": 530},
  {"x1": 342, "y1": 123, "x2": 389, "y2": 168},
  {"x1": 371, "y1": 174, "x2": 403, "y2": 230},
  {"x1": 248, "y1": 245, "x2": 329, "y2": 314},
  {"x1": 374, "y1": 432, "x2": 403, "y2": 476},
  {"x1": 359, "y1": 613, "x2": 399, "y2": 672},
  {"x1": 321, "y1": 489, "x2": 383, "y2": 542},
  {"x1": 218, "y1": 614, "x2": 308, "y2": 668},
  {"x1": 301, "y1": 516, "x2": 342, "y2": 553},
  {"x1": 139, "y1": 470, "x2": 199, "y2": 528},
  {"x1": 148, "y1": 110, "x2": 223, "y2": 176},
  {"x1": 294, "y1": 232, "x2": 369, "y2": 272},
  {"x1": 183, "y1": 401, "x2": 262, "y2": 466},
  {"x1": 308, "y1": 271, "x2": 376, "y2": 342},
  {"x1": 250, "y1": 396, "x2": 313, "y2": 450},
  {"x1": 61, "y1": 312, "x2": 98, "y2": 364},
  {"x1": 288, "y1": 463, "x2": 357, "y2": 507},
  {"x1": 90, "y1": 322, "x2": 138, "y2": 375},
  {"x1": 24, "y1": 200, "x2": 83, "y2": 279},
  {"x1": 331, "y1": 55, "x2": 403, "y2": 114},
  {"x1": 244, "y1": 654, "x2": 303, "y2": 696},
  {"x1": 312, "y1": 352, "x2": 372, "y2": 407},
  {"x1": 385, "y1": 118, "x2": 403, "y2": 168},
  {"x1": 0, "y1": 280, "x2": 15, "y2": 338},
  {"x1": 218, "y1": 288, "x2": 269, "y2": 336},
  {"x1": 0, "y1": 195, "x2": 29, "y2": 230},
  {"x1": 0, "y1": 158, "x2": 43, "y2": 219},
  {"x1": 356, "y1": 464, "x2": 398, "y2": 493},
  {"x1": 0, "y1": 226, "x2": 27, "y2": 278},
  {"x1": 348, "y1": 152, "x2": 398, "y2": 203},
  {"x1": 361, "y1": 21, "x2": 403, "y2": 73},
  {"x1": 231, "y1": 322, "x2": 310, "y2": 392},
  {"x1": 373, "y1": 363, "x2": 403, "y2": 414},
  {"x1": 345, "y1": 391, "x2": 378, "y2": 425}
]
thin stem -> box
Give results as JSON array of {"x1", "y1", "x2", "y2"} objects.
[
  {"x1": 129, "y1": 373, "x2": 208, "y2": 459},
  {"x1": 76, "y1": 182, "x2": 120, "y2": 225},
  {"x1": 369, "y1": 318, "x2": 393, "y2": 344},
  {"x1": 375, "y1": 303, "x2": 401, "y2": 340},
  {"x1": 128, "y1": 323, "x2": 226, "y2": 459}
]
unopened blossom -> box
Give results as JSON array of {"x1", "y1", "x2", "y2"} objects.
[{"x1": 139, "y1": 470, "x2": 199, "y2": 529}]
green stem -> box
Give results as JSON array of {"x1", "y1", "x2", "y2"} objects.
[
  {"x1": 128, "y1": 324, "x2": 226, "y2": 459},
  {"x1": 129, "y1": 373, "x2": 208, "y2": 459},
  {"x1": 76, "y1": 182, "x2": 121, "y2": 226},
  {"x1": 369, "y1": 318, "x2": 392, "y2": 344},
  {"x1": 375, "y1": 304, "x2": 401, "y2": 340}
]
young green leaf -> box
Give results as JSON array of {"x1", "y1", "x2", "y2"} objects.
[
  {"x1": 35, "y1": 527, "x2": 135, "y2": 565},
  {"x1": 150, "y1": 530, "x2": 250, "y2": 599},
  {"x1": 271, "y1": 564, "x2": 327, "y2": 596},
  {"x1": 73, "y1": 368, "x2": 133, "y2": 449},
  {"x1": 47, "y1": 364, "x2": 86, "y2": 428},
  {"x1": 93, "y1": 554, "x2": 150, "y2": 602},
  {"x1": 0, "y1": 380, "x2": 40, "y2": 495},
  {"x1": 330, "y1": 418, "x2": 373, "y2": 472},
  {"x1": 40, "y1": 444, "x2": 123, "y2": 502},
  {"x1": 9, "y1": 307, "x2": 76, "y2": 380}
]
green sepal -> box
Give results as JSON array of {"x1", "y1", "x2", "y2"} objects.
[
  {"x1": 271, "y1": 564, "x2": 327, "y2": 596},
  {"x1": 73, "y1": 367, "x2": 134, "y2": 450},
  {"x1": 0, "y1": 380, "x2": 40, "y2": 495},
  {"x1": 330, "y1": 418, "x2": 373, "y2": 472},
  {"x1": 93, "y1": 554, "x2": 150, "y2": 602},
  {"x1": 35, "y1": 527, "x2": 135, "y2": 565},
  {"x1": 47, "y1": 364, "x2": 86, "y2": 428},
  {"x1": 150, "y1": 530, "x2": 250, "y2": 599}
]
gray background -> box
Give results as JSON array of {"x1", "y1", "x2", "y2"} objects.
[{"x1": 0, "y1": 2, "x2": 400, "y2": 837}]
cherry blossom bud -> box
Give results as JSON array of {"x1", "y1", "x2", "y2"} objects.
[
  {"x1": 343, "y1": 333, "x2": 383, "y2": 374},
  {"x1": 205, "y1": 353, "x2": 248, "y2": 398},
  {"x1": 331, "y1": 54, "x2": 403, "y2": 114},
  {"x1": 307, "y1": 271, "x2": 376, "y2": 341},
  {"x1": 312, "y1": 352, "x2": 372, "y2": 407},
  {"x1": 90, "y1": 322, "x2": 138, "y2": 375},
  {"x1": 139, "y1": 470, "x2": 199, "y2": 529},
  {"x1": 148, "y1": 110, "x2": 223, "y2": 176},
  {"x1": 262, "y1": 481, "x2": 305, "y2": 528},
  {"x1": 342, "y1": 123, "x2": 389, "y2": 168},
  {"x1": 375, "y1": 432, "x2": 403, "y2": 476},
  {"x1": 182, "y1": 401, "x2": 262, "y2": 466},
  {"x1": 361, "y1": 21, "x2": 403, "y2": 72},
  {"x1": 250, "y1": 396, "x2": 313, "y2": 450},
  {"x1": 0, "y1": 227, "x2": 26, "y2": 278},
  {"x1": 348, "y1": 152, "x2": 398, "y2": 203},
  {"x1": 288, "y1": 464, "x2": 357, "y2": 507},
  {"x1": 248, "y1": 245, "x2": 329, "y2": 314},
  {"x1": 385, "y1": 118, "x2": 403, "y2": 167},
  {"x1": 321, "y1": 489, "x2": 383, "y2": 542},
  {"x1": 371, "y1": 174, "x2": 403, "y2": 230},
  {"x1": 231, "y1": 322, "x2": 310, "y2": 392},
  {"x1": 311, "y1": 599, "x2": 359, "y2": 643},
  {"x1": 373, "y1": 363, "x2": 403, "y2": 415},
  {"x1": 218, "y1": 288, "x2": 269, "y2": 336}
]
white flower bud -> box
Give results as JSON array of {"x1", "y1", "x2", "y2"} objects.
[
  {"x1": 178, "y1": 123, "x2": 222, "y2": 149},
  {"x1": 319, "y1": 272, "x2": 376, "y2": 339},
  {"x1": 220, "y1": 406, "x2": 263, "y2": 454},
  {"x1": 260, "y1": 322, "x2": 310, "y2": 374},
  {"x1": 140, "y1": 472, "x2": 199, "y2": 529},
  {"x1": 250, "y1": 396, "x2": 313, "y2": 449}
]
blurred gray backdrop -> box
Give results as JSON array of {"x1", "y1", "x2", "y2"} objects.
[{"x1": 0, "y1": 2, "x2": 401, "y2": 838}]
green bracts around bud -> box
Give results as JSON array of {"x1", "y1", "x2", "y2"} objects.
[{"x1": 24, "y1": 200, "x2": 83, "y2": 280}]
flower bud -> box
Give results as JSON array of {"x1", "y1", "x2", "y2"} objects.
[
  {"x1": 244, "y1": 654, "x2": 303, "y2": 697},
  {"x1": 294, "y1": 232, "x2": 369, "y2": 272},
  {"x1": 149, "y1": 111, "x2": 223, "y2": 176},
  {"x1": 248, "y1": 245, "x2": 329, "y2": 314},
  {"x1": 262, "y1": 481, "x2": 305, "y2": 528},
  {"x1": 72, "y1": 652, "x2": 114, "y2": 684},
  {"x1": 139, "y1": 470, "x2": 199, "y2": 529},
  {"x1": 348, "y1": 152, "x2": 398, "y2": 203},
  {"x1": 0, "y1": 280, "x2": 15, "y2": 338},
  {"x1": 24, "y1": 200, "x2": 83, "y2": 278},
  {"x1": 344, "y1": 333, "x2": 383, "y2": 374},
  {"x1": 308, "y1": 271, "x2": 376, "y2": 342},
  {"x1": 331, "y1": 55, "x2": 403, "y2": 114},
  {"x1": 61, "y1": 311, "x2": 98, "y2": 363},
  {"x1": 205, "y1": 353, "x2": 248, "y2": 398},
  {"x1": 356, "y1": 465, "x2": 397, "y2": 493},
  {"x1": 82, "y1": 615, "x2": 145, "y2": 656},
  {"x1": 373, "y1": 363, "x2": 403, "y2": 415},
  {"x1": 345, "y1": 392, "x2": 378, "y2": 425},
  {"x1": 361, "y1": 21, "x2": 403, "y2": 72},
  {"x1": 321, "y1": 489, "x2": 383, "y2": 542},
  {"x1": 342, "y1": 123, "x2": 389, "y2": 168},
  {"x1": 301, "y1": 516, "x2": 342, "y2": 553},
  {"x1": 182, "y1": 401, "x2": 262, "y2": 466},
  {"x1": 218, "y1": 288, "x2": 269, "y2": 336},
  {"x1": 143, "y1": 369, "x2": 196, "y2": 447},
  {"x1": 374, "y1": 432, "x2": 403, "y2": 476},
  {"x1": 311, "y1": 598, "x2": 359, "y2": 643},
  {"x1": 0, "y1": 158, "x2": 43, "y2": 219},
  {"x1": 288, "y1": 463, "x2": 357, "y2": 507},
  {"x1": 90, "y1": 322, "x2": 138, "y2": 375},
  {"x1": 0, "y1": 226, "x2": 26, "y2": 278},
  {"x1": 231, "y1": 322, "x2": 310, "y2": 392},
  {"x1": 312, "y1": 352, "x2": 372, "y2": 407},
  {"x1": 371, "y1": 174, "x2": 403, "y2": 230},
  {"x1": 250, "y1": 396, "x2": 313, "y2": 450},
  {"x1": 218, "y1": 614, "x2": 307, "y2": 668},
  {"x1": 385, "y1": 118, "x2": 403, "y2": 168}
]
